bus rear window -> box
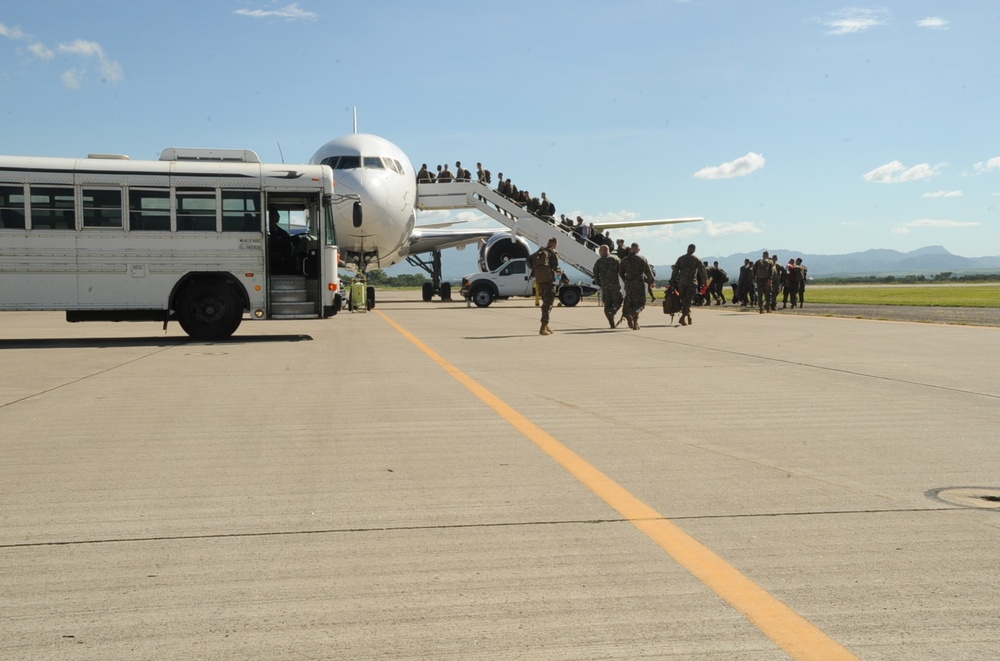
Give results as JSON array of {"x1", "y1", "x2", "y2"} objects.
[
  {"x1": 129, "y1": 189, "x2": 170, "y2": 231},
  {"x1": 0, "y1": 185, "x2": 26, "y2": 229},
  {"x1": 30, "y1": 187, "x2": 75, "y2": 230},
  {"x1": 82, "y1": 189, "x2": 123, "y2": 229},
  {"x1": 176, "y1": 189, "x2": 217, "y2": 231},
  {"x1": 222, "y1": 190, "x2": 261, "y2": 232}
]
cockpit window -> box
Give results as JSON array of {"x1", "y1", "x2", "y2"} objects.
[
  {"x1": 321, "y1": 155, "x2": 396, "y2": 171},
  {"x1": 336, "y1": 155, "x2": 361, "y2": 169}
]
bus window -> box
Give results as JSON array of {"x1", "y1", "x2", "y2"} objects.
[
  {"x1": 29, "y1": 186, "x2": 75, "y2": 230},
  {"x1": 363, "y1": 157, "x2": 385, "y2": 170},
  {"x1": 222, "y1": 190, "x2": 261, "y2": 232},
  {"x1": 82, "y1": 189, "x2": 123, "y2": 229},
  {"x1": 176, "y1": 189, "x2": 217, "y2": 231},
  {"x1": 0, "y1": 185, "x2": 26, "y2": 229},
  {"x1": 128, "y1": 189, "x2": 170, "y2": 231}
]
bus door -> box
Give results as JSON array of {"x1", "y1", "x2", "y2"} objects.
[{"x1": 265, "y1": 194, "x2": 323, "y2": 318}]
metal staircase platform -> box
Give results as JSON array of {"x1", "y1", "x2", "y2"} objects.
[{"x1": 417, "y1": 181, "x2": 598, "y2": 277}]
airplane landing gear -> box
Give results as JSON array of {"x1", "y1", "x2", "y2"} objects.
[{"x1": 408, "y1": 248, "x2": 452, "y2": 301}]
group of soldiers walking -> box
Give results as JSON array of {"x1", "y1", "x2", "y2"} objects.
[
  {"x1": 527, "y1": 240, "x2": 809, "y2": 334},
  {"x1": 735, "y1": 252, "x2": 808, "y2": 313},
  {"x1": 530, "y1": 238, "x2": 716, "y2": 334}
]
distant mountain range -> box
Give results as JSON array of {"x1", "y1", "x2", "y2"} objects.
[
  {"x1": 387, "y1": 245, "x2": 1000, "y2": 281},
  {"x1": 701, "y1": 246, "x2": 1000, "y2": 279}
]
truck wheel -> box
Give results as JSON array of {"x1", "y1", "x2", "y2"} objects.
[
  {"x1": 558, "y1": 287, "x2": 581, "y2": 307},
  {"x1": 176, "y1": 280, "x2": 243, "y2": 340},
  {"x1": 472, "y1": 286, "x2": 494, "y2": 307}
]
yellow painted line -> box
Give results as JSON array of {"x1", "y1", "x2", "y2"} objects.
[{"x1": 377, "y1": 310, "x2": 858, "y2": 660}]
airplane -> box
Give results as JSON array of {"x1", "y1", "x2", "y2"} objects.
[{"x1": 308, "y1": 131, "x2": 702, "y2": 306}]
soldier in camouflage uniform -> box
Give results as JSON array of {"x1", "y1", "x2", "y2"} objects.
[
  {"x1": 671, "y1": 243, "x2": 709, "y2": 326},
  {"x1": 618, "y1": 243, "x2": 655, "y2": 330},
  {"x1": 592, "y1": 244, "x2": 623, "y2": 328},
  {"x1": 527, "y1": 237, "x2": 560, "y2": 335},
  {"x1": 753, "y1": 251, "x2": 775, "y2": 314}
]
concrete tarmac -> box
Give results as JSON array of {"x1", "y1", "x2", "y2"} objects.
[{"x1": 2, "y1": 293, "x2": 999, "y2": 660}]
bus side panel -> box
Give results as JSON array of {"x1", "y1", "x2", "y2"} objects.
[
  {"x1": 0, "y1": 231, "x2": 79, "y2": 308},
  {"x1": 76, "y1": 232, "x2": 266, "y2": 310}
]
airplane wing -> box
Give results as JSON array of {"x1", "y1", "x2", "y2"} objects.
[
  {"x1": 400, "y1": 227, "x2": 498, "y2": 257},
  {"x1": 589, "y1": 217, "x2": 703, "y2": 232}
]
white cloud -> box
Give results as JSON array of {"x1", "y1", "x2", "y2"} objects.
[
  {"x1": 704, "y1": 220, "x2": 762, "y2": 237},
  {"x1": 58, "y1": 39, "x2": 104, "y2": 58},
  {"x1": 820, "y1": 8, "x2": 889, "y2": 36},
  {"x1": 57, "y1": 39, "x2": 124, "y2": 87},
  {"x1": 61, "y1": 68, "x2": 83, "y2": 90},
  {"x1": 28, "y1": 42, "x2": 54, "y2": 59},
  {"x1": 0, "y1": 21, "x2": 27, "y2": 40},
  {"x1": 974, "y1": 157, "x2": 1000, "y2": 173},
  {"x1": 863, "y1": 160, "x2": 941, "y2": 183},
  {"x1": 235, "y1": 3, "x2": 318, "y2": 21},
  {"x1": 892, "y1": 219, "x2": 981, "y2": 234},
  {"x1": 917, "y1": 17, "x2": 948, "y2": 30},
  {"x1": 922, "y1": 190, "x2": 962, "y2": 198},
  {"x1": 694, "y1": 152, "x2": 766, "y2": 180}
]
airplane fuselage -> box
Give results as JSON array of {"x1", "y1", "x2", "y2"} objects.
[{"x1": 309, "y1": 133, "x2": 417, "y2": 270}]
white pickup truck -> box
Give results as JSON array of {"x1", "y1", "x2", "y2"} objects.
[{"x1": 460, "y1": 258, "x2": 598, "y2": 308}]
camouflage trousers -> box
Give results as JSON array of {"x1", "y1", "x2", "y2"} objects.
[
  {"x1": 622, "y1": 279, "x2": 647, "y2": 321},
  {"x1": 600, "y1": 285, "x2": 623, "y2": 318},
  {"x1": 539, "y1": 281, "x2": 556, "y2": 325},
  {"x1": 677, "y1": 284, "x2": 698, "y2": 316}
]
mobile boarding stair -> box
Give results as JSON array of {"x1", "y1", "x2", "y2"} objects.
[{"x1": 416, "y1": 181, "x2": 599, "y2": 278}]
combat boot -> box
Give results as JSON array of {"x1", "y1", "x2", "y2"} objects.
[
  {"x1": 605, "y1": 312, "x2": 616, "y2": 328},
  {"x1": 540, "y1": 323, "x2": 548, "y2": 335},
  {"x1": 544, "y1": 324, "x2": 553, "y2": 335}
]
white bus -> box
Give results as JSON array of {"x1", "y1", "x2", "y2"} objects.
[{"x1": 0, "y1": 148, "x2": 342, "y2": 340}]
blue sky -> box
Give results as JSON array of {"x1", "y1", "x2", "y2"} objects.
[{"x1": 2, "y1": 1, "x2": 998, "y2": 265}]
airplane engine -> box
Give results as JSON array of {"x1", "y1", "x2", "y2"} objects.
[{"x1": 479, "y1": 233, "x2": 531, "y2": 272}]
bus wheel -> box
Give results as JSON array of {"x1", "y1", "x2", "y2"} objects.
[{"x1": 176, "y1": 281, "x2": 242, "y2": 340}]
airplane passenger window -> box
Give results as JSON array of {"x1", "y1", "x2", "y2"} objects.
[{"x1": 363, "y1": 157, "x2": 385, "y2": 169}]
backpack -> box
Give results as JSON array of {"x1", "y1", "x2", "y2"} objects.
[
  {"x1": 754, "y1": 260, "x2": 772, "y2": 279},
  {"x1": 529, "y1": 249, "x2": 554, "y2": 281},
  {"x1": 662, "y1": 286, "x2": 682, "y2": 315}
]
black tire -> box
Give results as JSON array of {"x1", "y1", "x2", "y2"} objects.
[
  {"x1": 176, "y1": 281, "x2": 243, "y2": 340},
  {"x1": 558, "y1": 287, "x2": 581, "y2": 307},
  {"x1": 471, "y1": 286, "x2": 494, "y2": 308},
  {"x1": 440, "y1": 282, "x2": 452, "y2": 300},
  {"x1": 422, "y1": 282, "x2": 434, "y2": 302},
  {"x1": 366, "y1": 285, "x2": 376, "y2": 310}
]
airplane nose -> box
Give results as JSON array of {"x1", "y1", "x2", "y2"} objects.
[{"x1": 338, "y1": 171, "x2": 388, "y2": 227}]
